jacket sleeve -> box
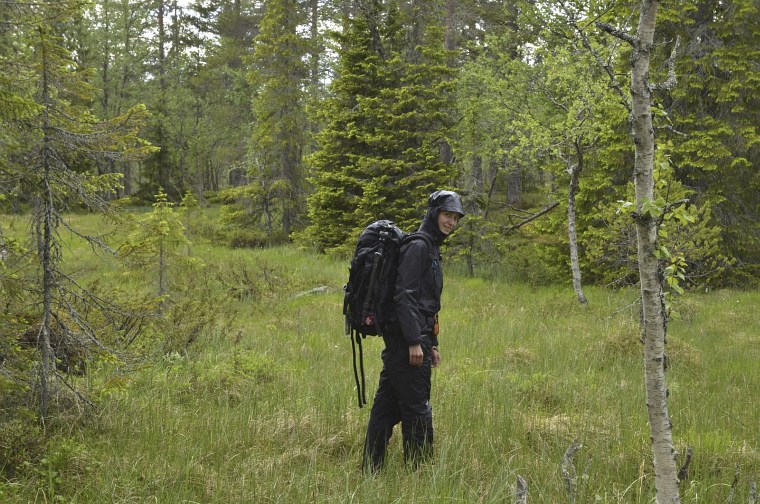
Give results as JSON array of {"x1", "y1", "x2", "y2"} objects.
[{"x1": 393, "y1": 239, "x2": 429, "y2": 347}]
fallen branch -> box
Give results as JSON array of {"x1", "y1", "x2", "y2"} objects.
[
  {"x1": 727, "y1": 465, "x2": 739, "y2": 503},
  {"x1": 562, "y1": 439, "x2": 582, "y2": 504},
  {"x1": 515, "y1": 475, "x2": 527, "y2": 504},
  {"x1": 292, "y1": 286, "x2": 329, "y2": 298},
  {"x1": 677, "y1": 446, "x2": 693, "y2": 483}
]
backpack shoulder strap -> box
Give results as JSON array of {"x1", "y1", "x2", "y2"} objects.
[{"x1": 403, "y1": 232, "x2": 435, "y2": 257}]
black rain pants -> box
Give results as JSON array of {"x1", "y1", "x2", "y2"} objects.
[{"x1": 362, "y1": 337, "x2": 433, "y2": 472}]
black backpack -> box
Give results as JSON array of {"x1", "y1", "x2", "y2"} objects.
[{"x1": 343, "y1": 220, "x2": 431, "y2": 407}]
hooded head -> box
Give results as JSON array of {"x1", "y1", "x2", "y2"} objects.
[
  {"x1": 427, "y1": 190, "x2": 465, "y2": 219},
  {"x1": 420, "y1": 190, "x2": 465, "y2": 244}
]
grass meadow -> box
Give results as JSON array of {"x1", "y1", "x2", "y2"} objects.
[{"x1": 1, "y1": 211, "x2": 759, "y2": 503}]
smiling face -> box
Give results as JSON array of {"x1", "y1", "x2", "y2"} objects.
[{"x1": 437, "y1": 210, "x2": 461, "y2": 235}]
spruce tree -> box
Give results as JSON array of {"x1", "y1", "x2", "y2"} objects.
[
  {"x1": 2, "y1": 0, "x2": 155, "y2": 419},
  {"x1": 247, "y1": 0, "x2": 309, "y2": 236},
  {"x1": 305, "y1": 0, "x2": 458, "y2": 252},
  {"x1": 660, "y1": 0, "x2": 760, "y2": 285}
]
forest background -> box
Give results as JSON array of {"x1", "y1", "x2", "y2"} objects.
[{"x1": 1, "y1": 0, "x2": 759, "y2": 502}]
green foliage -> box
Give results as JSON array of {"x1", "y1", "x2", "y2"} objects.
[
  {"x1": 564, "y1": 154, "x2": 728, "y2": 292},
  {"x1": 657, "y1": 0, "x2": 760, "y2": 285},
  {"x1": 304, "y1": 7, "x2": 459, "y2": 251},
  {"x1": 243, "y1": 0, "x2": 310, "y2": 236},
  {"x1": 119, "y1": 190, "x2": 195, "y2": 293},
  {"x1": 217, "y1": 184, "x2": 291, "y2": 247},
  {"x1": 0, "y1": 412, "x2": 44, "y2": 481},
  {"x1": 2, "y1": 240, "x2": 759, "y2": 503}
]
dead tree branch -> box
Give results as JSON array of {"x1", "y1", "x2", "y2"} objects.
[
  {"x1": 502, "y1": 201, "x2": 560, "y2": 234},
  {"x1": 727, "y1": 465, "x2": 740, "y2": 503},
  {"x1": 515, "y1": 475, "x2": 528, "y2": 504},
  {"x1": 562, "y1": 439, "x2": 582, "y2": 504},
  {"x1": 651, "y1": 37, "x2": 680, "y2": 91},
  {"x1": 596, "y1": 21, "x2": 637, "y2": 46},
  {"x1": 677, "y1": 446, "x2": 693, "y2": 483}
]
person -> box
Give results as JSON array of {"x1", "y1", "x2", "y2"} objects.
[{"x1": 362, "y1": 189, "x2": 465, "y2": 472}]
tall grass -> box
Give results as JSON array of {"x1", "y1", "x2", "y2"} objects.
[{"x1": 1, "y1": 212, "x2": 759, "y2": 503}]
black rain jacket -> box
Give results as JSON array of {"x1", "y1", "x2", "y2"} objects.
[{"x1": 387, "y1": 213, "x2": 448, "y2": 349}]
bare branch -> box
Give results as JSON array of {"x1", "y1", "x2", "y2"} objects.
[
  {"x1": 651, "y1": 36, "x2": 681, "y2": 91},
  {"x1": 656, "y1": 124, "x2": 688, "y2": 137},
  {"x1": 596, "y1": 21, "x2": 637, "y2": 46},
  {"x1": 501, "y1": 201, "x2": 560, "y2": 234},
  {"x1": 514, "y1": 475, "x2": 527, "y2": 504},
  {"x1": 727, "y1": 464, "x2": 739, "y2": 503},
  {"x1": 562, "y1": 439, "x2": 582, "y2": 504},
  {"x1": 54, "y1": 369, "x2": 96, "y2": 410}
]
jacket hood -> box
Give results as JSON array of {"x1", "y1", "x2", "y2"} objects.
[
  {"x1": 428, "y1": 190, "x2": 465, "y2": 217},
  {"x1": 419, "y1": 213, "x2": 448, "y2": 246}
]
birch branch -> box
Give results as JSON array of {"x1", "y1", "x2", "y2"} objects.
[
  {"x1": 596, "y1": 21, "x2": 637, "y2": 46},
  {"x1": 651, "y1": 36, "x2": 681, "y2": 91},
  {"x1": 555, "y1": 0, "x2": 631, "y2": 112}
]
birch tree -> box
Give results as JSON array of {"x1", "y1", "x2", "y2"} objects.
[{"x1": 598, "y1": 1, "x2": 682, "y2": 501}]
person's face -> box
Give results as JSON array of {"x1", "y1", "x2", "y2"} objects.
[{"x1": 437, "y1": 210, "x2": 461, "y2": 235}]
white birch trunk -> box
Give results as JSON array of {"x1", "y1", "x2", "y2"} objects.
[
  {"x1": 567, "y1": 160, "x2": 587, "y2": 305},
  {"x1": 630, "y1": 1, "x2": 681, "y2": 502}
]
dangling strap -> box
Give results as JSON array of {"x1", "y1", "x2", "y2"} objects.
[
  {"x1": 357, "y1": 332, "x2": 367, "y2": 407},
  {"x1": 350, "y1": 329, "x2": 367, "y2": 408}
]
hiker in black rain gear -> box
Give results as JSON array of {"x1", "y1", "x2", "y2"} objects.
[{"x1": 363, "y1": 190, "x2": 465, "y2": 472}]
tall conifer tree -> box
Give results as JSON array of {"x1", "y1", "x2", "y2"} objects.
[
  {"x1": 248, "y1": 0, "x2": 309, "y2": 236},
  {"x1": 306, "y1": 0, "x2": 458, "y2": 251},
  {"x1": 2, "y1": 0, "x2": 154, "y2": 418}
]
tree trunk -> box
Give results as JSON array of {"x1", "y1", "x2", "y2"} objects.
[
  {"x1": 506, "y1": 158, "x2": 522, "y2": 206},
  {"x1": 566, "y1": 155, "x2": 587, "y2": 305},
  {"x1": 39, "y1": 201, "x2": 55, "y2": 421},
  {"x1": 629, "y1": 1, "x2": 681, "y2": 502},
  {"x1": 39, "y1": 42, "x2": 56, "y2": 421}
]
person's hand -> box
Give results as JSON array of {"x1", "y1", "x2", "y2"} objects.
[
  {"x1": 432, "y1": 347, "x2": 441, "y2": 368},
  {"x1": 409, "y1": 344, "x2": 423, "y2": 367}
]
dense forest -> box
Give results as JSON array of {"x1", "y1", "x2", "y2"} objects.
[
  {"x1": 1, "y1": 1, "x2": 759, "y2": 501},
  {"x1": 2, "y1": 0, "x2": 758, "y2": 284}
]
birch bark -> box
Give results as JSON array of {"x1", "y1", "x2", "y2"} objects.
[
  {"x1": 566, "y1": 145, "x2": 587, "y2": 305},
  {"x1": 629, "y1": 1, "x2": 681, "y2": 502}
]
